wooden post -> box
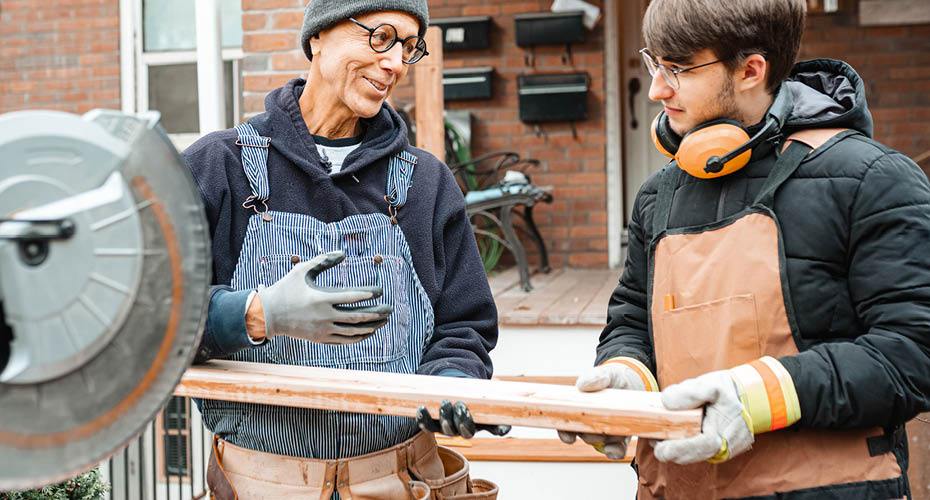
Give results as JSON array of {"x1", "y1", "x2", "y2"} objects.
[
  {"x1": 175, "y1": 360, "x2": 702, "y2": 439},
  {"x1": 414, "y1": 26, "x2": 445, "y2": 160}
]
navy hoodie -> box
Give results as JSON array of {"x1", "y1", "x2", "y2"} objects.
[{"x1": 183, "y1": 79, "x2": 498, "y2": 379}]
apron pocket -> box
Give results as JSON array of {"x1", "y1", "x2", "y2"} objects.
[{"x1": 656, "y1": 294, "x2": 761, "y2": 386}]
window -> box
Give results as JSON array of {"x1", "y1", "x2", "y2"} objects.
[
  {"x1": 131, "y1": 0, "x2": 243, "y2": 137},
  {"x1": 156, "y1": 396, "x2": 191, "y2": 481}
]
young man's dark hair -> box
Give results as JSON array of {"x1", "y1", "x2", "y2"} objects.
[
  {"x1": 643, "y1": 0, "x2": 806, "y2": 92},
  {"x1": 562, "y1": 0, "x2": 930, "y2": 498}
]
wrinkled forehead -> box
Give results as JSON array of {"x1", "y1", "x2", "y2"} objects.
[{"x1": 348, "y1": 11, "x2": 421, "y2": 37}]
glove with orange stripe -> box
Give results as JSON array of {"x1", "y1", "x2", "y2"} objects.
[
  {"x1": 557, "y1": 357, "x2": 659, "y2": 459},
  {"x1": 653, "y1": 356, "x2": 801, "y2": 465}
]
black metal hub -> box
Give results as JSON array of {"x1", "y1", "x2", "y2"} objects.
[{"x1": 0, "y1": 218, "x2": 75, "y2": 267}]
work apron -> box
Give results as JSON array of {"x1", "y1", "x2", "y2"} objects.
[
  {"x1": 636, "y1": 129, "x2": 904, "y2": 499},
  {"x1": 200, "y1": 122, "x2": 434, "y2": 459}
]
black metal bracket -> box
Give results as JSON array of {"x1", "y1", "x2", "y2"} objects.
[{"x1": 0, "y1": 218, "x2": 76, "y2": 267}]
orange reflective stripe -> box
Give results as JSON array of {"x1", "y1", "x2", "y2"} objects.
[
  {"x1": 603, "y1": 357, "x2": 659, "y2": 392},
  {"x1": 750, "y1": 359, "x2": 788, "y2": 431}
]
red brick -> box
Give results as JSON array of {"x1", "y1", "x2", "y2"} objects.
[
  {"x1": 242, "y1": 12, "x2": 269, "y2": 32},
  {"x1": 243, "y1": 73, "x2": 295, "y2": 92},
  {"x1": 241, "y1": 0, "x2": 302, "y2": 9},
  {"x1": 271, "y1": 11, "x2": 304, "y2": 30},
  {"x1": 244, "y1": 32, "x2": 297, "y2": 53},
  {"x1": 271, "y1": 52, "x2": 309, "y2": 71}
]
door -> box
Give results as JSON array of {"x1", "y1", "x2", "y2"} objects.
[{"x1": 620, "y1": 0, "x2": 668, "y2": 224}]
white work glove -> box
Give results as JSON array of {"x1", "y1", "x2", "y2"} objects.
[
  {"x1": 257, "y1": 250, "x2": 392, "y2": 344},
  {"x1": 653, "y1": 356, "x2": 801, "y2": 465},
  {"x1": 557, "y1": 358, "x2": 658, "y2": 459}
]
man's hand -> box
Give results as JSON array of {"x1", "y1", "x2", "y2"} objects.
[
  {"x1": 653, "y1": 356, "x2": 801, "y2": 465},
  {"x1": 251, "y1": 250, "x2": 392, "y2": 344},
  {"x1": 416, "y1": 400, "x2": 511, "y2": 439},
  {"x1": 557, "y1": 358, "x2": 659, "y2": 459}
]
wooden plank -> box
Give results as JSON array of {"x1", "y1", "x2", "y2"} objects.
[
  {"x1": 495, "y1": 375, "x2": 575, "y2": 386},
  {"x1": 859, "y1": 0, "x2": 930, "y2": 26},
  {"x1": 176, "y1": 361, "x2": 701, "y2": 439},
  {"x1": 435, "y1": 437, "x2": 633, "y2": 463},
  {"x1": 494, "y1": 268, "x2": 564, "y2": 323},
  {"x1": 414, "y1": 27, "x2": 445, "y2": 159},
  {"x1": 578, "y1": 270, "x2": 620, "y2": 325},
  {"x1": 487, "y1": 266, "x2": 521, "y2": 296},
  {"x1": 542, "y1": 270, "x2": 612, "y2": 325},
  {"x1": 501, "y1": 269, "x2": 583, "y2": 325}
]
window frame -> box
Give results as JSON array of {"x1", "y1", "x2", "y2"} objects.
[{"x1": 120, "y1": 0, "x2": 243, "y2": 147}]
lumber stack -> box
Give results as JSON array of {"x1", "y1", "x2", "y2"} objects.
[{"x1": 175, "y1": 361, "x2": 700, "y2": 439}]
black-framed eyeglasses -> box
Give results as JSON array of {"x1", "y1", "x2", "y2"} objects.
[
  {"x1": 639, "y1": 48, "x2": 724, "y2": 90},
  {"x1": 349, "y1": 18, "x2": 429, "y2": 65}
]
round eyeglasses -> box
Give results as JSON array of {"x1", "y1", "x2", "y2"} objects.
[
  {"x1": 350, "y1": 18, "x2": 429, "y2": 65},
  {"x1": 639, "y1": 48, "x2": 724, "y2": 90}
]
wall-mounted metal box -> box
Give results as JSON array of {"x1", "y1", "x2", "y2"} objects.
[
  {"x1": 514, "y1": 11, "x2": 585, "y2": 47},
  {"x1": 431, "y1": 16, "x2": 492, "y2": 51},
  {"x1": 517, "y1": 73, "x2": 589, "y2": 123},
  {"x1": 443, "y1": 67, "x2": 494, "y2": 101}
]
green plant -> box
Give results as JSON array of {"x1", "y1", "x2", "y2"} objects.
[
  {"x1": 444, "y1": 119, "x2": 504, "y2": 272},
  {"x1": 0, "y1": 469, "x2": 109, "y2": 500}
]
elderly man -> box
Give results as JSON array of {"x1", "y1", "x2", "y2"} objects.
[{"x1": 182, "y1": 1, "x2": 506, "y2": 498}]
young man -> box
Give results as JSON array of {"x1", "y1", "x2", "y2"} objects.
[
  {"x1": 183, "y1": 1, "x2": 506, "y2": 498},
  {"x1": 560, "y1": 0, "x2": 930, "y2": 497}
]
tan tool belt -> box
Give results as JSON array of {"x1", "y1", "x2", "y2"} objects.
[{"x1": 207, "y1": 431, "x2": 498, "y2": 500}]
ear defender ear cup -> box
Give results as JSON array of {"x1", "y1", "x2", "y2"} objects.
[
  {"x1": 650, "y1": 112, "x2": 753, "y2": 179},
  {"x1": 677, "y1": 119, "x2": 752, "y2": 179},
  {"x1": 651, "y1": 112, "x2": 679, "y2": 159}
]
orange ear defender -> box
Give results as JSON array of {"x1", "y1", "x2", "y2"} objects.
[{"x1": 650, "y1": 88, "x2": 789, "y2": 179}]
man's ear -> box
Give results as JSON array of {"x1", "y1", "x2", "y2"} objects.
[
  {"x1": 309, "y1": 34, "x2": 322, "y2": 58},
  {"x1": 737, "y1": 53, "x2": 768, "y2": 93}
]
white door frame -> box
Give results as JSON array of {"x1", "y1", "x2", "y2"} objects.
[{"x1": 604, "y1": 0, "x2": 624, "y2": 268}]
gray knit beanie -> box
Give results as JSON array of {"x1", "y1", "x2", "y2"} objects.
[{"x1": 300, "y1": 0, "x2": 430, "y2": 61}]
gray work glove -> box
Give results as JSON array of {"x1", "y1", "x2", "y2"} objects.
[
  {"x1": 557, "y1": 361, "x2": 655, "y2": 459},
  {"x1": 257, "y1": 250, "x2": 392, "y2": 344}
]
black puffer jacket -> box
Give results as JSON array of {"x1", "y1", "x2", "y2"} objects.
[{"x1": 597, "y1": 59, "x2": 930, "y2": 493}]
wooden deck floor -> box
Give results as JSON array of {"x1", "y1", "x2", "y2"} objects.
[{"x1": 489, "y1": 267, "x2": 620, "y2": 326}]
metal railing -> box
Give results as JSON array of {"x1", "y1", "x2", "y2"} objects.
[{"x1": 102, "y1": 397, "x2": 210, "y2": 500}]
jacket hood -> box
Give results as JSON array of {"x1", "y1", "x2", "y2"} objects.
[
  {"x1": 250, "y1": 78, "x2": 411, "y2": 179},
  {"x1": 781, "y1": 59, "x2": 873, "y2": 137}
]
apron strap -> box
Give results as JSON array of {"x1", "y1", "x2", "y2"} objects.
[
  {"x1": 234, "y1": 122, "x2": 272, "y2": 206},
  {"x1": 652, "y1": 164, "x2": 682, "y2": 237},
  {"x1": 384, "y1": 150, "x2": 418, "y2": 224},
  {"x1": 751, "y1": 140, "x2": 812, "y2": 209},
  {"x1": 753, "y1": 128, "x2": 852, "y2": 208}
]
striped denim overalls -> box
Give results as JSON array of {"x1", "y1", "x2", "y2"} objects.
[{"x1": 200, "y1": 123, "x2": 435, "y2": 459}]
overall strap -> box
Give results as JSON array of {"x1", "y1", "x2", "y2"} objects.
[
  {"x1": 384, "y1": 150, "x2": 418, "y2": 224},
  {"x1": 653, "y1": 164, "x2": 682, "y2": 237},
  {"x1": 234, "y1": 122, "x2": 272, "y2": 217},
  {"x1": 753, "y1": 128, "x2": 850, "y2": 208}
]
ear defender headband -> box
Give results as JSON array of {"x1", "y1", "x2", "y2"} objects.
[{"x1": 651, "y1": 87, "x2": 789, "y2": 179}]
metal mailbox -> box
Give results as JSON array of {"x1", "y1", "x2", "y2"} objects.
[
  {"x1": 514, "y1": 11, "x2": 585, "y2": 47},
  {"x1": 517, "y1": 73, "x2": 589, "y2": 123},
  {"x1": 443, "y1": 67, "x2": 494, "y2": 101},
  {"x1": 432, "y1": 16, "x2": 492, "y2": 51}
]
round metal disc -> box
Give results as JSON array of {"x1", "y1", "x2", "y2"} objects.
[{"x1": 0, "y1": 110, "x2": 211, "y2": 490}]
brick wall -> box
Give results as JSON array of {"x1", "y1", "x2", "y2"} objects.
[
  {"x1": 240, "y1": 0, "x2": 609, "y2": 269},
  {"x1": 0, "y1": 0, "x2": 121, "y2": 114},
  {"x1": 240, "y1": 0, "x2": 930, "y2": 269},
  {"x1": 800, "y1": 1, "x2": 930, "y2": 176}
]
